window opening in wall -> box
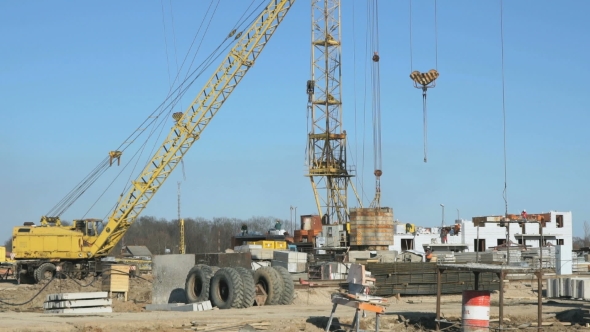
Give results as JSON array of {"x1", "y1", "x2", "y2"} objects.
[
  {"x1": 401, "y1": 239, "x2": 414, "y2": 251},
  {"x1": 556, "y1": 214, "x2": 564, "y2": 228},
  {"x1": 474, "y1": 239, "x2": 486, "y2": 252},
  {"x1": 558, "y1": 239, "x2": 564, "y2": 245},
  {"x1": 517, "y1": 238, "x2": 523, "y2": 245},
  {"x1": 497, "y1": 239, "x2": 506, "y2": 246}
]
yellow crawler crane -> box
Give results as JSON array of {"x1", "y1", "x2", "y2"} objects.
[{"x1": 10, "y1": 0, "x2": 295, "y2": 283}]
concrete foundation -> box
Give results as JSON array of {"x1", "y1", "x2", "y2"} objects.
[{"x1": 152, "y1": 254, "x2": 195, "y2": 305}]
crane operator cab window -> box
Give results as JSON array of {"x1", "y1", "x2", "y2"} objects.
[{"x1": 75, "y1": 219, "x2": 102, "y2": 237}]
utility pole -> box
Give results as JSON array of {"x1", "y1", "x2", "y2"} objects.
[
  {"x1": 178, "y1": 182, "x2": 185, "y2": 254},
  {"x1": 440, "y1": 204, "x2": 445, "y2": 227},
  {"x1": 290, "y1": 206, "x2": 294, "y2": 234}
]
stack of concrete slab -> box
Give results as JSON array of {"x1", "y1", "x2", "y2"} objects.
[
  {"x1": 271, "y1": 251, "x2": 307, "y2": 273},
  {"x1": 234, "y1": 244, "x2": 273, "y2": 260},
  {"x1": 454, "y1": 252, "x2": 478, "y2": 263},
  {"x1": 480, "y1": 252, "x2": 507, "y2": 264},
  {"x1": 546, "y1": 277, "x2": 590, "y2": 301},
  {"x1": 44, "y1": 292, "x2": 112, "y2": 314},
  {"x1": 145, "y1": 300, "x2": 213, "y2": 312}
]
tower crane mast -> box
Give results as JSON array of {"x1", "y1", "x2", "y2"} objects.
[{"x1": 306, "y1": 0, "x2": 361, "y2": 224}]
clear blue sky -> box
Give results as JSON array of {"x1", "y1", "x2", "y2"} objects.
[{"x1": 1, "y1": 1, "x2": 589, "y2": 239}]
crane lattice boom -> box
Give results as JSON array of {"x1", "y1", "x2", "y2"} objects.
[{"x1": 91, "y1": 0, "x2": 296, "y2": 256}]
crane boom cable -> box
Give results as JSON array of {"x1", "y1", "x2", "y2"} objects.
[
  {"x1": 369, "y1": 0, "x2": 382, "y2": 208},
  {"x1": 91, "y1": 0, "x2": 296, "y2": 255},
  {"x1": 48, "y1": 11, "x2": 241, "y2": 219},
  {"x1": 500, "y1": 0, "x2": 508, "y2": 217}
]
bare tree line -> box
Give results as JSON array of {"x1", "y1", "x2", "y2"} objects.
[
  {"x1": 4, "y1": 215, "x2": 289, "y2": 256},
  {"x1": 572, "y1": 221, "x2": 590, "y2": 250}
]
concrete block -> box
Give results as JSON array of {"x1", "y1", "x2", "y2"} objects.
[
  {"x1": 271, "y1": 260, "x2": 306, "y2": 273},
  {"x1": 273, "y1": 250, "x2": 307, "y2": 263},
  {"x1": 44, "y1": 306, "x2": 113, "y2": 314},
  {"x1": 194, "y1": 252, "x2": 252, "y2": 269},
  {"x1": 46, "y1": 292, "x2": 108, "y2": 302},
  {"x1": 44, "y1": 299, "x2": 112, "y2": 309},
  {"x1": 347, "y1": 250, "x2": 371, "y2": 263},
  {"x1": 152, "y1": 254, "x2": 195, "y2": 305},
  {"x1": 170, "y1": 301, "x2": 212, "y2": 312},
  {"x1": 145, "y1": 303, "x2": 185, "y2": 311}
]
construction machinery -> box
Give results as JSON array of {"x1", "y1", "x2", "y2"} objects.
[{"x1": 8, "y1": 0, "x2": 295, "y2": 283}]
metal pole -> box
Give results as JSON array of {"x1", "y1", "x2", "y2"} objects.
[
  {"x1": 457, "y1": 208, "x2": 460, "y2": 221},
  {"x1": 436, "y1": 267, "x2": 442, "y2": 331},
  {"x1": 538, "y1": 221, "x2": 543, "y2": 331},
  {"x1": 476, "y1": 224, "x2": 480, "y2": 263},
  {"x1": 290, "y1": 206, "x2": 294, "y2": 234},
  {"x1": 499, "y1": 271, "x2": 505, "y2": 329},
  {"x1": 295, "y1": 207, "x2": 298, "y2": 231},
  {"x1": 440, "y1": 204, "x2": 445, "y2": 227}
]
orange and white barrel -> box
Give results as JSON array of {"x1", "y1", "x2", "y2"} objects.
[{"x1": 462, "y1": 290, "x2": 490, "y2": 332}]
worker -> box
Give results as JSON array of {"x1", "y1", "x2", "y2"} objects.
[
  {"x1": 241, "y1": 223, "x2": 248, "y2": 236},
  {"x1": 425, "y1": 247, "x2": 433, "y2": 262},
  {"x1": 274, "y1": 220, "x2": 282, "y2": 231},
  {"x1": 441, "y1": 228, "x2": 448, "y2": 244},
  {"x1": 521, "y1": 209, "x2": 528, "y2": 220}
]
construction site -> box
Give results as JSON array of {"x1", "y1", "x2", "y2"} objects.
[{"x1": 1, "y1": 1, "x2": 588, "y2": 332}]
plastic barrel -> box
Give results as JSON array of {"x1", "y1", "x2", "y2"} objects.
[{"x1": 462, "y1": 290, "x2": 490, "y2": 332}]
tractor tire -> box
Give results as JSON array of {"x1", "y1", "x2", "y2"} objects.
[
  {"x1": 34, "y1": 263, "x2": 56, "y2": 283},
  {"x1": 209, "y1": 267, "x2": 244, "y2": 309},
  {"x1": 273, "y1": 266, "x2": 295, "y2": 305},
  {"x1": 234, "y1": 267, "x2": 256, "y2": 308},
  {"x1": 185, "y1": 264, "x2": 214, "y2": 303},
  {"x1": 253, "y1": 266, "x2": 283, "y2": 305}
]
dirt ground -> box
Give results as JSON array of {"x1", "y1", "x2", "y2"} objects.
[{"x1": 0, "y1": 276, "x2": 588, "y2": 332}]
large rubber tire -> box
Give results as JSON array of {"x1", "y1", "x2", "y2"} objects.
[
  {"x1": 253, "y1": 266, "x2": 283, "y2": 305},
  {"x1": 185, "y1": 264, "x2": 214, "y2": 303},
  {"x1": 273, "y1": 266, "x2": 295, "y2": 305},
  {"x1": 234, "y1": 267, "x2": 256, "y2": 308},
  {"x1": 210, "y1": 267, "x2": 244, "y2": 309},
  {"x1": 34, "y1": 263, "x2": 56, "y2": 283}
]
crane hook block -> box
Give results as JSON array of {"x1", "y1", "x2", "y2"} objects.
[
  {"x1": 374, "y1": 169, "x2": 382, "y2": 177},
  {"x1": 109, "y1": 151, "x2": 122, "y2": 166},
  {"x1": 372, "y1": 52, "x2": 380, "y2": 62},
  {"x1": 410, "y1": 69, "x2": 439, "y2": 87}
]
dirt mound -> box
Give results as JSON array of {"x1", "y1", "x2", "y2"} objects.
[{"x1": 0, "y1": 274, "x2": 152, "y2": 312}]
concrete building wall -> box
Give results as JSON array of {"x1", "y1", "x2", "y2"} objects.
[{"x1": 391, "y1": 211, "x2": 573, "y2": 259}]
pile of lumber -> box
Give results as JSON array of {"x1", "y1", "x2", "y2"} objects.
[{"x1": 365, "y1": 263, "x2": 500, "y2": 296}]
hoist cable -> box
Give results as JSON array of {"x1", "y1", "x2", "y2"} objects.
[
  {"x1": 409, "y1": 0, "x2": 414, "y2": 72},
  {"x1": 423, "y1": 88, "x2": 428, "y2": 163},
  {"x1": 435, "y1": 0, "x2": 438, "y2": 70},
  {"x1": 160, "y1": 0, "x2": 173, "y2": 89},
  {"x1": 500, "y1": 0, "x2": 508, "y2": 217},
  {"x1": 352, "y1": 0, "x2": 358, "y2": 191}
]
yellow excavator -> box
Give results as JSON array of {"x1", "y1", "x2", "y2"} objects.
[{"x1": 9, "y1": 0, "x2": 295, "y2": 283}]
